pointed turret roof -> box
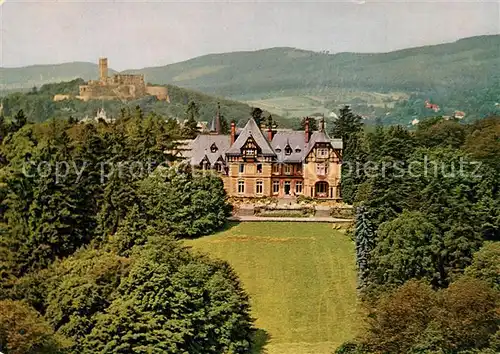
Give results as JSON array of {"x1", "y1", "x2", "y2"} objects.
[{"x1": 209, "y1": 102, "x2": 222, "y2": 134}]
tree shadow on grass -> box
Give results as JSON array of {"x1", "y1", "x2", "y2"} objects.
[
  {"x1": 217, "y1": 220, "x2": 241, "y2": 233},
  {"x1": 251, "y1": 328, "x2": 271, "y2": 354}
]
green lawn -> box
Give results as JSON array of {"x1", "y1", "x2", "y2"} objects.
[{"x1": 185, "y1": 222, "x2": 360, "y2": 354}]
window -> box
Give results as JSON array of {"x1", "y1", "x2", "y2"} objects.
[
  {"x1": 272, "y1": 180, "x2": 280, "y2": 194},
  {"x1": 210, "y1": 143, "x2": 218, "y2": 153},
  {"x1": 275, "y1": 148, "x2": 282, "y2": 153},
  {"x1": 316, "y1": 163, "x2": 326, "y2": 176},
  {"x1": 285, "y1": 145, "x2": 292, "y2": 155},
  {"x1": 317, "y1": 148, "x2": 329, "y2": 158},
  {"x1": 295, "y1": 148, "x2": 301, "y2": 153},
  {"x1": 295, "y1": 181, "x2": 303, "y2": 194},
  {"x1": 215, "y1": 163, "x2": 222, "y2": 172},
  {"x1": 257, "y1": 163, "x2": 262, "y2": 173},
  {"x1": 315, "y1": 181, "x2": 328, "y2": 197},
  {"x1": 239, "y1": 164, "x2": 244, "y2": 173},
  {"x1": 296, "y1": 164, "x2": 302, "y2": 174},
  {"x1": 202, "y1": 161, "x2": 210, "y2": 170},
  {"x1": 272, "y1": 164, "x2": 280, "y2": 174},
  {"x1": 284, "y1": 164, "x2": 292, "y2": 175},
  {"x1": 256, "y1": 180, "x2": 263, "y2": 194},
  {"x1": 238, "y1": 180, "x2": 245, "y2": 194}
]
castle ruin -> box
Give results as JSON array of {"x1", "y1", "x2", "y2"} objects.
[{"x1": 76, "y1": 58, "x2": 169, "y2": 102}]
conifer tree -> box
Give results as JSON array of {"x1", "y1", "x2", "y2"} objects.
[
  {"x1": 331, "y1": 106, "x2": 363, "y2": 203},
  {"x1": 355, "y1": 205, "x2": 375, "y2": 290},
  {"x1": 251, "y1": 107, "x2": 264, "y2": 127},
  {"x1": 183, "y1": 101, "x2": 200, "y2": 138}
]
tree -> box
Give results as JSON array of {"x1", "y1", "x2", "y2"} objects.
[
  {"x1": 416, "y1": 118, "x2": 467, "y2": 149},
  {"x1": 220, "y1": 113, "x2": 230, "y2": 134},
  {"x1": 44, "y1": 249, "x2": 130, "y2": 352},
  {"x1": 371, "y1": 211, "x2": 443, "y2": 287},
  {"x1": 298, "y1": 116, "x2": 318, "y2": 131},
  {"x1": 331, "y1": 106, "x2": 363, "y2": 204},
  {"x1": 11, "y1": 109, "x2": 27, "y2": 133},
  {"x1": 183, "y1": 101, "x2": 200, "y2": 138},
  {"x1": 354, "y1": 205, "x2": 375, "y2": 290},
  {"x1": 0, "y1": 115, "x2": 6, "y2": 144},
  {"x1": 96, "y1": 170, "x2": 139, "y2": 239},
  {"x1": 360, "y1": 278, "x2": 499, "y2": 353},
  {"x1": 251, "y1": 107, "x2": 264, "y2": 127},
  {"x1": 363, "y1": 280, "x2": 438, "y2": 353},
  {"x1": 137, "y1": 165, "x2": 231, "y2": 238},
  {"x1": 107, "y1": 204, "x2": 151, "y2": 256},
  {"x1": 83, "y1": 237, "x2": 253, "y2": 354},
  {"x1": 331, "y1": 105, "x2": 362, "y2": 142},
  {"x1": 465, "y1": 242, "x2": 500, "y2": 291},
  {"x1": 0, "y1": 300, "x2": 68, "y2": 354}
]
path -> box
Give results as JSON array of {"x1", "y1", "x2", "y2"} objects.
[{"x1": 228, "y1": 216, "x2": 352, "y2": 223}]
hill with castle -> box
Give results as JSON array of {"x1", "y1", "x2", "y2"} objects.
[{"x1": 53, "y1": 58, "x2": 169, "y2": 103}]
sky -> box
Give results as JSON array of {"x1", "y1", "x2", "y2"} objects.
[{"x1": 1, "y1": 0, "x2": 499, "y2": 71}]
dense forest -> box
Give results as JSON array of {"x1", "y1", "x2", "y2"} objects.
[
  {"x1": 332, "y1": 108, "x2": 500, "y2": 353},
  {"x1": 0, "y1": 111, "x2": 254, "y2": 353},
  {"x1": 0, "y1": 102, "x2": 499, "y2": 353}
]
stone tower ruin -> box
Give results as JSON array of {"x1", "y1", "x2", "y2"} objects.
[{"x1": 99, "y1": 57, "x2": 108, "y2": 81}]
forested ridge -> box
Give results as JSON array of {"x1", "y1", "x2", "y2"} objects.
[
  {"x1": 3, "y1": 35, "x2": 499, "y2": 126},
  {"x1": 333, "y1": 108, "x2": 500, "y2": 353}
]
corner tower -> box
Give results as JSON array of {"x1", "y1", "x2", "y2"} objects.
[{"x1": 99, "y1": 57, "x2": 108, "y2": 81}]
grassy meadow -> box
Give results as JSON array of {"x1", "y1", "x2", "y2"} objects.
[{"x1": 185, "y1": 222, "x2": 360, "y2": 354}]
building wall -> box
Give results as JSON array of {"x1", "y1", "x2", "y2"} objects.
[
  {"x1": 224, "y1": 158, "x2": 341, "y2": 199},
  {"x1": 146, "y1": 86, "x2": 170, "y2": 101},
  {"x1": 227, "y1": 161, "x2": 273, "y2": 198},
  {"x1": 304, "y1": 145, "x2": 341, "y2": 198}
]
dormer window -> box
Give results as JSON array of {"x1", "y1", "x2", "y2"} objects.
[
  {"x1": 242, "y1": 138, "x2": 258, "y2": 158},
  {"x1": 210, "y1": 143, "x2": 218, "y2": 153},
  {"x1": 276, "y1": 148, "x2": 282, "y2": 153},
  {"x1": 295, "y1": 148, "x2": 301, "y2": 153},
  {"x1": 285, "y1": 145, "x2": 292, "y2": 155},
  {"x1": 317, "y1": 148, "x2": 329, "y2": 158}
]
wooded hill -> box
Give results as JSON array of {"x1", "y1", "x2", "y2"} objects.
[
  {"x1": 2, "y1": 35, "x2": 499, "y2": 125},
  {"x1": 0, "y1": 79, "x2": 285, "y2": 127},
  {"x1": 3, "y1": 35, "x2": 498, "y2": 97}
]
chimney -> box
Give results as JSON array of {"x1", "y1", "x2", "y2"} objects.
[
  {"x1": 230, "y1": 122, "x2": 236, "y2": 145},
  {"x1": 305, "y1": 117, "x2": 310, "y2": 143},
  {"x1": 320, "y1": 115, "x2": 325, "y2": 132},
  {"x1": 267, "y1": 127, "x2": 273, "y2": 142}
]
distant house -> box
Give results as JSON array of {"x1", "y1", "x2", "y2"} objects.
[
  {"x1": 183, "y1": 113, "x2": 343, "y2": 199},
  {"x1": 425, "y1": 100, "x2": 440, "y2": 112},
  {"x1": 454, "y1": 111, "x2": 466, "y2": 119}
]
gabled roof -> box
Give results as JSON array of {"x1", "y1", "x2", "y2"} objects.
[
  {"x1": 189, "y1": 134, "x2": 231, "y2": 165},
  {"x1": 226, "y1": 118, "x2": 275, "y2": 156},
  {"x1": 305, "y1": 131, "x2": 343, "y2": 157}
]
